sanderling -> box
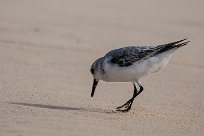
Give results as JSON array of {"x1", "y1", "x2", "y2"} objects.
[{"x1": 90, "y1": 39, "x2": 189, "y2": 112}]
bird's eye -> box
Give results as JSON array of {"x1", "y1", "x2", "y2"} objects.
[{"x1": 90, "y1": 68, "x2": 94, "y2": 74}]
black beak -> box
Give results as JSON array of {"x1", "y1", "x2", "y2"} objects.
[{"x1": 91, "y1": 79, "x2": 98, "y2": 97}]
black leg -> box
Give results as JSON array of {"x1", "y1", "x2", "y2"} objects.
[{"x1": 116, "y1": 83, "x2": 143, "y2": 112}]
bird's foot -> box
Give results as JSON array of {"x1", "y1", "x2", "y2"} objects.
[{"x1": 116, "y1": 99, "x2": 133, "y2": 112}]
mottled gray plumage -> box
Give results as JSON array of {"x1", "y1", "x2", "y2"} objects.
[{"x1": 105, "y1": 39, "x2": 189, "y2": 67}]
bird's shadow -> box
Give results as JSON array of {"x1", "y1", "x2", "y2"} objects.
[{"x1": 8, "y1": 102, "x2": 117, "y2": 114}]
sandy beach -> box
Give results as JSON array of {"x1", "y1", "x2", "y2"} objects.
[{"x1": 0, "y1": 0, "x2": 203, "y2": 135}]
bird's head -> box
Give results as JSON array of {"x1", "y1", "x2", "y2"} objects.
[{"x1": 90, "y1": 58, "x2": 104, "y2": 97}]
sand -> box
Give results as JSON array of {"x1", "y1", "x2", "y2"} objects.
[{"x1": 0, "y1": 0, "x2": 203, "y2": 136}]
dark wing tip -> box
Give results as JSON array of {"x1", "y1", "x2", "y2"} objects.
[
  {"x1": 166, "y1": 38, "x2": 190, "y2": 48},
  {"x1": 178, "y1": 40, "x2": 190, "y2": 46},
  {"x1": 172, "y1": 38, "x2": 188, "y2": 45},
  {"x1": 170, "y1": 39, "x2": 190, "y2": 50},
  {"x1": 154, "y1": 38, "x2": 190, "y2": 55}
]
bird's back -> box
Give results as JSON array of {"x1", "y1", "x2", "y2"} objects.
[{"x1": 105, "y1": 39, "x2": 189, "y2": 67}]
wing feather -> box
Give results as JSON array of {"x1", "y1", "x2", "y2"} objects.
[
  {"x1": 105, "y1": 46, "x2": 160, "y2": 66},
  {"x1": 105, "y1": 39, "x2": 189, "y2": 67}
]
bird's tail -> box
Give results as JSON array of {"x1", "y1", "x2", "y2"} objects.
[{"x1": 156, "y1": 38, "x2": 190, "y2": 54}]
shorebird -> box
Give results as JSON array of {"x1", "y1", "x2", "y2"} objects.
[{"x1": 90, "y1": 39, "x2": 189, "y2": 112}]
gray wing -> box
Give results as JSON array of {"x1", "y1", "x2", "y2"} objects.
[
  {"x1": 105, "y1": 39, "x2": 189, "y2": 67},
  {"x1": 105, "y1": 46, "x2": 160, "y2": 67}
]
